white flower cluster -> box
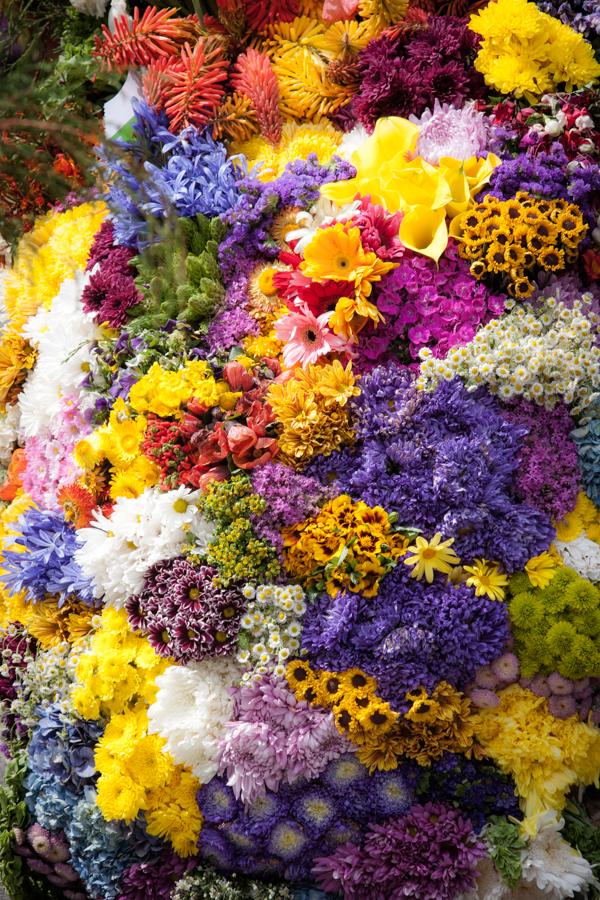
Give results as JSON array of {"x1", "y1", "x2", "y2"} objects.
[
  {"x1": 18, "y1": 272, "x2": 100, "y2": 438},
  {"x1": 236, "y1": 583, "x2": 306, "y2": 682},
  {"x1": 75, "y1": 486, "x2": 214, "y2": 607},
  {"x1": 147, "y1": 657, "x2": 241, "y2": 782},
  {"x1": 556, "y1": 535, "x2": 600, "y2": 583},
  {"x1": 417, "y1": 296, "x2": 600, "y2": 414},
  {"x1": 0, "y1": 403, "x2": 20, "y2": 467}
]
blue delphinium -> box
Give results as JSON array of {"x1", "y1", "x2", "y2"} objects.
[{"x1": 0, "y1": 508, "x2": 96, "y2": 606}]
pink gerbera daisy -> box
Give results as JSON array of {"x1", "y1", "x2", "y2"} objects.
[{"x1": 275, "y1": 301, "x2": 350, "y2": 368}]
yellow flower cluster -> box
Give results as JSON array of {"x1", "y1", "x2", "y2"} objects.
[
  {"x1": 0, "y1": 492, "x2": 35, "y2": 627},
  {"x1": 0, "y1": 203, "x2": 105, "y2": 410},
  {"x1": 23, "y1": 598, "x2": 95, "y2": 648},
  {"x1": 264, "y1": 17, "x2": 376, "y2": 122},
  {"x1": 74, "y1": 398, "x2": 159, "y2": 501},
  {"x1": 555, "y1": 491, "x2": 600, "y2": 545},
  {"x1": 473, "y1": 684, "x2": 600, "y2": 822},
  {"x1": 128, "y1": 359, "x2": 235, "y2": 418},
  {"x1": 470, "y1": 0, "x2": 600, "y2": 98},
  {"x1": 393, "y1": 683, "x2": 476, "y2": 767},
  {"x1": 322, "y1": 117, "x2": 499, "y2": 261},
  {"x1": 286, "y1": 660, "x2": 400, "y2": 772},
  {"x1": 284, "y1": 494, "x2": 407, "y2": 597},
  {"x1": 267, "y1": 360, "x2": 359, "y2": 467},
  {"x1": 453, "y1": 193, "x2": 587, "y2": 298},
  {"x1": 72, "y1": 609, "x2": 201, "y2": 855},
  {"x1": 235, "y1": 122, "x2": 342, "y2": 181}
]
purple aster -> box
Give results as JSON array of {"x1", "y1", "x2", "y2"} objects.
[
  {"x1": 116, "y1": 850, "x2": 194, "y2": 900},
  {"x1": 196, "y1": 777, "x2": 238, "y2": 824},
  {"x1": 267, "y1": 820, "x2": 310, "y2": 862},
  {"x1": 251, "y1": 462, "x2": 332, "y2": 553},
  {"x1": 291, "y1": 788, "x2": 338, "y2": 837}
]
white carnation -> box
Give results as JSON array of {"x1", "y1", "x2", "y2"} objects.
[
  {"x1": 74, "y1": 485, "x2": 214, "y2": 606},
  {"x1": 18, "y1": 272, "x2": 100, "y2": 438},
  {"x1": 520, "y1": 813, "x2": 598, "y2": 899},
  {"x1": 148, "y1": 657, "x2": 241, "y2": 782},
  {"x1": 555, "y1": 536, "x2": 600, "y2": 583}
]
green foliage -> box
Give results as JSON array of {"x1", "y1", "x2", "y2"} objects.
[
  {"x1": 563, "y1": 797, "x2": 600, "y2": 898},
  {"x1": 172, "y1": 865, "x2": 294, "y2": 900},
  {"x1": 197, "y1": 475, "x2": 280, "y2": 587},
  {"x1": 508, "y1": 566, "x2": 600, "y2": 679},
  {"x1": 129, "y1": 214, "x2": 227, "y2": 334},
  {"x1": 483, "y1": 816, "x2": 526, "y2": 889}
]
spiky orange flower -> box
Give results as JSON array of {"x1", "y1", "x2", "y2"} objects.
[
  {"x1": 211, "y1": 93, "x2": 259, "y2": 143},
  {"x1": 216, "y1": 0, "x2": 299, "y2": 31},
  {"x1": 94, "y1": 7, "x2": 200, "y2": 70},
  {"x1": 144, "y1": 39, "x2": 229, "y2": 132},
  {"x1": 57, "y1": 483, "x2": 97, "y2": 529},
  {"x1": 232, "y1": 49, "x2": 282, "y2": 144}
]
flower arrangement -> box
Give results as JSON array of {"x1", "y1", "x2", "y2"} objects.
[{"x1": 0, "y1": 1, "x2": 599, "y2": 899}]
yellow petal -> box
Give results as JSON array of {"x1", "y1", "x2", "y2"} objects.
[{"x1": 399, "y1": 206, "x2": 448, "y2": 261}]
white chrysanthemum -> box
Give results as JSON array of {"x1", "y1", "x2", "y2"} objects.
[
  {"x1": 147, "y1": 658, "x2": 241, "y2": 782},
  {"x1": 74, "y1": 485, "x2": 214, "y2": 606},
  {"x1": 520, "y1": 813, "x2": 597, "y2": 899},
  {"x1": 0, "y1": 403, "x2": 20, "y2": 467},
  {"x1": 555, "y1": 536, "x2": 600, "y2": 582},
  {"x1": 18, "y1": 272, "x2": 99, "y2": 438},
  {"x1": 337, "y1": 124, "x2": 370, "y2": 161}
]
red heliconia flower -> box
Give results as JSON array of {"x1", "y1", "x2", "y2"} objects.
[
  {"x1": 144, "y1": 38, "x2": 229, "y2": 132},
  {"x1": 94, "y1": 7, "x2": 200, "y2": 70},
  {"x1": 231, "y1": 48, "x2": 282, "y2": 144}
]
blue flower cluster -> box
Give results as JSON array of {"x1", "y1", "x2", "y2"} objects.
[
  {"x1": 572, "y1": 397, "x2": 600, "y2": 506},
  {"x1": 0, "y1": 508, "x2": 96, "y2": 606}
]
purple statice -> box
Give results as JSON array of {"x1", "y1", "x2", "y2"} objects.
[
  {"x1": 206, "y1": 268, "x2": 260, "y2": 354},
  {"x1": 82, "y1": 222, "x2": 142, "y2": 327},
  {"x1": 126, "y1": 557, "x2": 244, "y2": 663},
  {"x1": 359, "y1": 243, "x2": 505, "y2": 366},
  {"x1": 217, "y1": 673, "x2": 351, "y2": 805},
  {"x1": 251, "y1": 463, "x2": 332, "y2": 553},
  {"x1": 485, "y1": 141, "x2": 600, "y2": 234},
  {"x1": 348, "y1": 18, "x2": 486, "y2": 131},
  {"x1": 412, "y1": 100, "x2": 492, "y2": 165},
  {"x1": 420, "y1": 753, "x2": 520, "y2": 832},
  {"x1": 534, "y1": 0, "x2": 600, "y2": 39},
  {"x1": 218, "y1": 154, "x2": 355, "y2": 282},
  {"x1": 117, "y1": 849, "x2": 195, "y2": 900},
  {"x1": 301, "y1": 565, "x2": 510, "y2": 709},
  {"x1": 503, "y1": 399, "x2": 580, "y2": 521},
  {"x1": 0, "y1": 508, "x2": 96, "y2": 606},
  {"x1": 313, "y1": 802, "x2": 486, "y2": 900},
  {"x1": 310, "y1": 368, "x2": 555, "y2": 571},
  {"x1": 28, "y1": 704, "x2": 101, "y2": 793}
]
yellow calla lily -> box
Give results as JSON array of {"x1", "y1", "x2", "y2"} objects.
[
  {"x1": 438, "y1": 158, "x2": 471, "y2": 218},
  {"x1": 386, "y1": 159, "x2": 453, "y2": 212},
  {"x1": 399, "y1": 207, "x2": 448, "y2": 262},
  {"x1": 464, "y1": 153, "x2": 501, "y2": 193}
]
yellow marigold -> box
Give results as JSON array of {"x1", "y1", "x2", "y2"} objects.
[
  {"x1": 284, "y1": 493, "x2": 406, "y2": 597},
  {"x1": 235, "y1": 122, "x2": 341, "y2": 181},
  {"x1": 473, "y1": 684, "x2": 600, "y2": 820},
  {"x1": 3, "y1": 202, "x2": 106, "y2": 332},
  {"x1": 267, "y1": 360, "x2": 359, "y2": 467}
]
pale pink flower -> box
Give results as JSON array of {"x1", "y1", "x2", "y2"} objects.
[
  {"x1": 322, "y1": 0, "x2": 360, "y2": 23},
  {"x1": 275, "y1": 302, "x2": 350, "y2": 368}
]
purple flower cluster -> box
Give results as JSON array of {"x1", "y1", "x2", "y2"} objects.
[
  {"x1": 82, "y1": 221, "x2": 142, "y2": 327},
  {"x1": 485, "y1": 141, "x2": 600, "y2": 233},
  {"x1": 534, "y1": 0, "x2": 600, "y2": 39},
  {"x1": 218, "y1": 155, "x2": 355, "y2": 282},
  {"x1": 359, "y1": 242, "x2": 505, "y2": 366},
  {"x1": 301, "y1": 564, "x2": 510, "y2": 709},
  {"x1": 14, "y1": 823, "x2": 87, "y2": 899},
  {"x1": 348, "y1": 18, "x2": 486, "y2": 131},
  {"x1": 503, "y1": 399, "x2": 580, "y2": 521},
  {"x1": 217, "y1": 674, "x2": 351, "y2": 805},
  {"x1": 0, "y1": 626, "x2": 34, "y2": 743},
  {"x1": 310, "y1": 368, "x2": 555, "y2": 571},
  {"x1": 251, "y1": 463, "x2": 332, "y2": 553},
  {"x1": 117, "y1": 849, "x2": 195, "y2": 900},
  {"x1": 313, "y1": 802, "x2": 486, "y2": 900},
  {"x1": 126, "y1": 558, "x2": 244, "y2": 663},
  {"x1": 206, "y1": 262, "x2": 260, "y2": 355},
  {"x1": 198, "y1": 754, "x2": 414, "y2": 883}
]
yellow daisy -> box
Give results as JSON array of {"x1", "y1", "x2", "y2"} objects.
[{"x1": 404, "y1": 533, "x2": 460, "y2": 583}]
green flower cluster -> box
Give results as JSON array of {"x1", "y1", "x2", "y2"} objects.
[
  {"x1": 130, "y1": 214, "x2": 226, "y2": 333},
  {"x1": 509, "y1": 566, "x2": 600, "y2": 679},
  {"x1": 197, "y1": 475, "x2": 280, "y2": 587},
  {"x1": 483, "y1": 816, "x2": 526, "y2": 890},
  {"x1": 172, "y1": 867, "x2": 294, "y2": 900}
]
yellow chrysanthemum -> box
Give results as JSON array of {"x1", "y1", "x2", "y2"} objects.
[
  {"x1": 404, "y1": 533, "x2": 460, "y2": 583},
  {"x1": 235, "y1": 122, "x2": 341, "y2": 181},
  {"x1": 525, "y1": 551, "x2": 558, "y2": 589},
  {"x1": 96, "y1": 771, "x2": 147, "y2": 823},
  {"x1": 0, "y1": 330, "x2": 37, "y2": 410},
  {"x1": 3, "y1": 202, "x2": 106, "y2": 332}
]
